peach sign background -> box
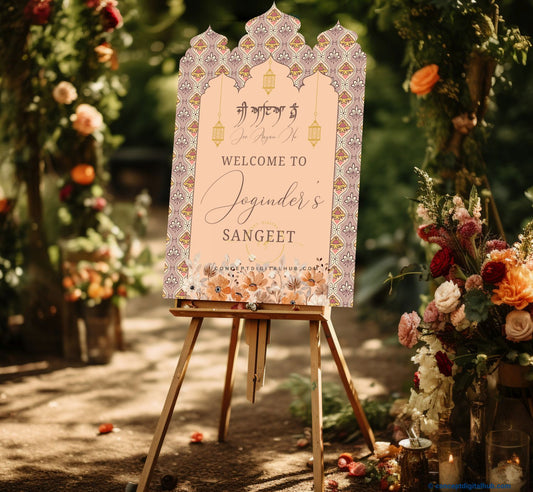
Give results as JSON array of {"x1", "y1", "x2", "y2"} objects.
[{"x1": 163, "y1": 5, "x2": 366, "y2": 307}]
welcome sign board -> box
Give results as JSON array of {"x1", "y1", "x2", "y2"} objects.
[{"x1": 163, "y1": 5, "x2": 366, "y2": 307}]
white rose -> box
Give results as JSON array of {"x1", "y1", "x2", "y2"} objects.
[
  {"x1": 504, "y1": 310, "x2": 533, "y2": 342},
  {"x1": 434, "y1": 281, "x2": 461, "y2": 314}
]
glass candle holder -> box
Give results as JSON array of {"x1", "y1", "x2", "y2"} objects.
[
  {"x1": 398, "y1": 437, "x2": 432, "y2": 492},
  {"x1": 486, "y1": 430, "x2": 529, "y2": 492},
  {"x1": 438, "y1": 441, "x2": 463, "y2": 486}
]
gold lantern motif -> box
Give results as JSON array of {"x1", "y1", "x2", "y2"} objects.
[
  {"x1": 263, "y1": 59, "x2": 275, "y2": 95},
  {"x1": 212, "y1": 120, "x2": 225, "y2": 146},
  {"x1": 308, "y1": 72, "x2": 321, "y2": 147},
  {"x1": 308, "y1": 119, "x2": 321, "y2": 147},
  {"x1": 212, "y1": 75, "x2": 225, "y2": 146}
]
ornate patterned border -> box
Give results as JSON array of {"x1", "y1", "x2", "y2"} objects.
[{"x1": 163, "y1": 5, "x2": 366, "y2": 307}]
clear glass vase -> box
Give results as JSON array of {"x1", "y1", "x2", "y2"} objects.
[{"x1": 490, "y1": 363, "x2": 533, "y2": 475}]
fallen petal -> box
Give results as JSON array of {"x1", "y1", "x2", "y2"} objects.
[
  {"x1": 348, "y1": 461, "x2": 366, "y2": 477},
  {"x1": 190, "y1": 431, "x2": 203, "y2": 443},
  {"x1": 98, "y1": 423, "x2": 114, "y2": 434}
]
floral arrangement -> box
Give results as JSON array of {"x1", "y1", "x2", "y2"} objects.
[
  {"x1": 60, "y1": 190, "x2": 152, "y2": 307},
  {"x1": 0, "y1": 0, "x2": 133, "y2": 339},
  {"x1": 390, "y1": 168, "x2": 533, "y2": 434}
]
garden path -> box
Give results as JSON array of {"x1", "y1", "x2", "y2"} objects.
[{"x1": 0, "y1": 207, "x2": 412, "y2": 491}]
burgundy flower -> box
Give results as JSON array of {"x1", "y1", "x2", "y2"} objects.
[
  {"x1": 24, "y1": 0, "x2": 52, "y2": 25},
  {"x1": 417, "y1": 224, "x2": 451, "y2": 249},
  {"x1": 413, "y1": 371, "x2": 420, "y2": 390},
  {"x1": 417, "y1": 224, "x2": 439, "y2": 242},
  {"x1": 430, "y1": 247, "x2": 454, "y2": 278},
  {"x1": 59, "y1": 183, "x2": 74, "y2": 202},
  {"x1": 435, "y1": 350, "x2": 453, "y2": 377},
  {"x1": 457, "y1": 218, "x2": 482, "y2": 239},
  {"x1": 481, "y1": 261, "x2": 506, "y2": 284},
  {"x1": 101, "y1": 5, "x2": 123, "y2": 31}
]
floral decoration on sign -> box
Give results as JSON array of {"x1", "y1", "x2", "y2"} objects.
[{"x1": 179, "y1": 256, "x2": 331, "y2": 306}]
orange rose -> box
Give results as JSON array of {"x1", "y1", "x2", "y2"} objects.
[
  {"x1": 87, "y1": 282, "x2": 104, "y2": 299},
  {"x1": 491, "y1": 265, "x2": 533, "y2": 310},
  {"x1": 410, "y1": 64, "x2": 440, "y2": 96},
  {"x1": 71, "y1": 164, "x2": 95, "y2": 186}
]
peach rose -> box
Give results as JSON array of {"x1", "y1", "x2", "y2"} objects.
[
  {"x1": 410, "y1": 64, "x2": 440, "y2": 96},
  {"x1": 71, "y1": 104, "x2": 103, "y2": 136},
  {"x1": 492, "y1": 265, "x2": 533, "y2": 310},
  {"x1": 504, "y1": 310, "x2": 533, "y2": 342},
  {"x1": 434, "y1": 280, "x2": 461, "y2": 313},
  {"x1": 53, "y1": 81, "x2": 78, "y2": 104},
  {"x1": 398, "y1": 311, "x2": 420, "y2": 348}
]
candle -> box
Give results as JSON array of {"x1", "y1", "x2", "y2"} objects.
[
  {"x1": 439, "y1": 452, "x2": 461, "y2": 485},
  {"x1": 438, "y1": 441, "x2": 462, "y2": 485},
  {"x1": 489, "y1": 459, "x2": 525, "y2": 492}
]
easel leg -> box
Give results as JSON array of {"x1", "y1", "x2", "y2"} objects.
[
  {"x1": 137, "y1": 317, "x2": 203, "y2": 492},
  {"x1": 321, "y1": 319, "x2": 375, "y2": 452},
  {"x1": 309, "y1": 320, "x2": 324, "y2": 492},
  {"x1": 244, "y1": 319, "x2": 270, "y2": 403},
  {"x1": 218, "y1": 318, "x2": 242, "y2": 442}
]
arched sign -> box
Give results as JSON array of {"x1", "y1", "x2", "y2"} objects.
[{"x1": 163, "y1": 5, "x2": 366, "y2": 307}]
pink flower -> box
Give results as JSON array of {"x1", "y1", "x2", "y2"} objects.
[
  {"x1": 398, "y1": 311, "x2": 420, "y2": 348},
  {"x1": 465, "y1": 274, "x2": 483, "y2": 291},
  {"x1": 52, "y1": 81, "x2": 78, "y2": 104},
  {"x1": 504, "y1": 310, "x2": 533, "y2": 342},
  {"x1": 423, "y1": 301, "x2": 439, "y2": 323},
  {"x1": 92, "y1": 197, "x2": 107, "y2": 211},
  {"x1": 72, "y1": 104, "x2": 103, "y2": 136},
  {"x1": 102, "y1": 4, "x2": 123, "y2": 31},
  {"x1": 450, "y1": 304, "x2": 467, "y2": 330},
  {"x1": 485, "y1": 239, "x2": 508, "y2": 254}
]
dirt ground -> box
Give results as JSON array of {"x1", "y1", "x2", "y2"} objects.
[{"x1": 0, "y1": 208, "x2": 413, "y2": 492}]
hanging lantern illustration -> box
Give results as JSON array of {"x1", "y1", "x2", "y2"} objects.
[
  {"x1": 212, "y1": 120, "x2": 225, "y2": 146},
  {"x1": 212, "y1": 75, "x2": 225, "y2": 146},
  {"x1": 308, "y1": 73, "x2": 321, "y2": 147},
  {"x1": 308, "y1": 119, "x2": 321, "y2": 147},
  {"x1": 263, "y1": 59, "x2": 275, "y2": 95}
]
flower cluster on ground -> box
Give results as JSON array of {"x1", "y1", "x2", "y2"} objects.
[
  {"x1": 391, "y1": 168, "x2": 533, "y2": 434},
  {"x1": 334, "y1": 442, "x2": 400, "y2": 491}
]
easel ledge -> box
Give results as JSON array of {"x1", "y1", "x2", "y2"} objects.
[
  {"x1": 134, "y1": 299, "x2": 375, "y2": 492},
  {"x1": 171, "y1": 299, "x2": 331, "y2": 321}
]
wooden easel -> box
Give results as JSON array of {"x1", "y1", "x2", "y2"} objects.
[{"x1": 135, "y1": 300, "x2": 375, "y2": 492}]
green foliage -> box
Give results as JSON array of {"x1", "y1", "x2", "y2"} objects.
[
  {"x1": 282, "y1": 373, "x2": 395, "y2": 441},
  {"x1": 374, "y1": 0, "x2": 530, "y2": 207}
]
